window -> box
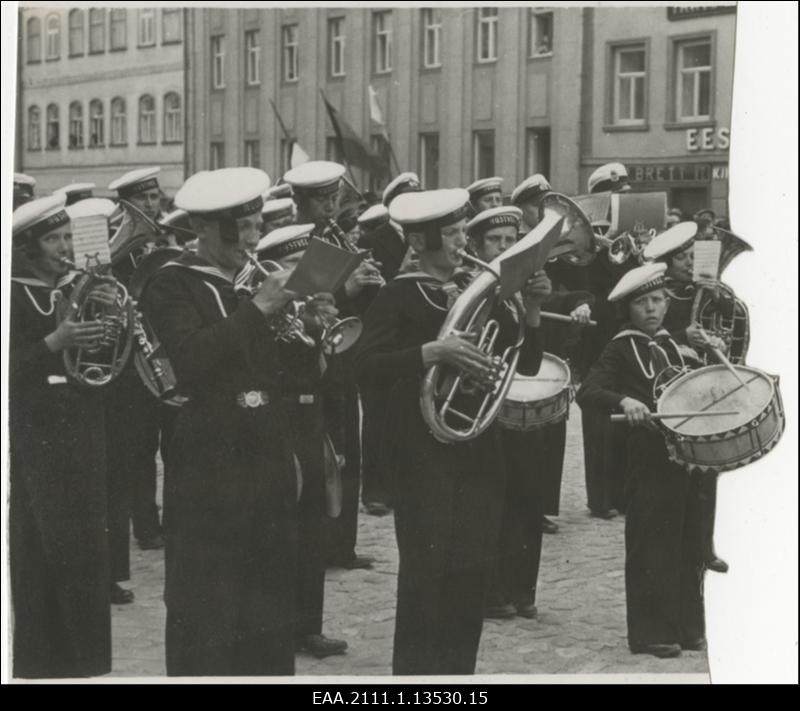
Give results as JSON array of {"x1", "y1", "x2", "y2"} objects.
[
  {"x1": 210, "y1": 142, "x2": 225, "y2": 169},
  {"x1": 373, "y1": 11, "x2": 392, "y2": 73},
  {"x1": 473, "y1": 130, "x2": 495, "y2": 179},
  {"x1": 89, "y1": 99, "x2": 104, "y2": 146},
  {"x1": 69, "y1": 101, "x2": 84, "y2": 148},
  {"x1": 613, "y1": 45, "x2": 647, "y2": 124},
  {"x1": 211, "y1": 35, "x2": 225, "y2": 88},
  {"x1": 138, "y1": 8, "x2": 155, "y2": 46},
  {"x1": 529, "y1": 10, "x2": 553, "y2": 57},
  {"x1": 476, "y1": 8, "x2": 498, "y2": 63},
  {"x1": 422, "y1": 9, "x2": 441, "y2": 69},
  {"x1": 245, "y1": 30, "x2": 260, "y2": 85},
  {"x1": 111, "y1": 97, "x2": 127, "y2": 145},
  {"x1": 162, "y1": 8, "x2": 182, "y2": 43},
  {"x1": 138, "y1": 95, "x2": 156, "y2": 143},
  {"x1": 244, "y1": 140, "x2": 260, "y2": 168},
  {"x1": 27, "y1": 17, "x2": 42, "y2": 63},
  {"x1": 89, "y1": 8, "x2": 105, "y2": 53},
  {"x1": 369, "y1": 135, "x2": 387, "y2": 192},
  {"x1": 329, "y1": 18, "x2": 345, "y2": 77},
  {"x1": 68, "y1": 9, "x2": 84, "y2": 56},
  {"x1": 28, "y1": 106, "x2": 41, "y2": 150},
  {"x1": 46, "y1": 103, "x2": 60, "y2": 148},
  {"x1": 164, "y1": 93, "x2": 182, "y2": 142},
  {"x1": 677, "y1": 39, "x2": 712, "y2": 121},
  {"x1": 419, "y1": 133, "x2": 440, "y2": 189},
  {"x1": 282, "y1": 25, "x2": 298, "y2": 82},
  {"x1": 46, "y1": 13, "x2": 60, "y2": 60},
  {"x1": 525, "y1": 128, "x2": 551, "y2": 178},
  {"x1": 110, "y1": 8, "x2": 127, "y2": 50}
]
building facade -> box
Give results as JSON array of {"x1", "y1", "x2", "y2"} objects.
[
  {"x1": 581, "y1": 5, "x2": 736, "y2": 216},
  {"x1": 16, "y1": 7, "x2": 186, "y2": 196}
]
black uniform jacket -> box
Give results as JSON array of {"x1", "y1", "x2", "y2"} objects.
[{"x1": 359, "y1": 220, "x2": 407, "y2": 282}]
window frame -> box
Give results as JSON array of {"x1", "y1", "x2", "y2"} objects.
[
  {"x1": 89, "y1": 7, "x2": 106, "y2": 55},
  {"x1": 138, "y1": 94, "x2": 157, "y2": 144},
  {"x1": 329, "y1": 17, "x2": 346, "y2": 78},
  {"x1": 282, "y1": 24, "x2": 299, "y2": 83},
  {"x1": 161, "y1": 7, "x2": 182, "y2": 45},
  {"x1": 476, "y1": 7, "x2": 498, "y2": 64},
  {"x1": 604, "y1": 38, "x2": 651, "y2": 132},
  {"x1": 211, "y1": 34, "x2": 226, "y2": 89},
  {"x1": 613, "y1": 45, "x2": 647, "y2": 125},
  {"x1": 110, "y1": 8, "x2": 127, "y2": 51},
  {"x1": 46, "y1": 13, "x2": 61, "y2": 61},
  {"x1": 89, "y1": 98, "x2": 104, "y2": 147},
  {"x1": 210, "y1": 141, "x2": 225, "y2": 170},
  {"x1": 421, "y1": 8, "x2": 442, "y2": 70},
  {"x1": 528, "y1": 9, "x2": 553, "y2": 58},
  {"x1": 68, "y1": 101, "x2": 84, "y2": 149},
  {"x1": 163, "y1": 92, "x2": 182, "y2": 143},
  {"x1": 244, "y1": 139, "x2": 261, "y2": 169},
  {"x1": 472, "y1": 129, "x2": 496, "y2": 180},
  {"x1": 373, "y1": 11, "x2": 393, "y2": 75},
  {"x1": 28, "y1": 105, "x2": 42, "y2": 151},
  {"x1": 27, "y1": 16, "x2": 42, "y2": 64},
  {"x1": 419, "y1": 132, "x2": 440, "y2": 189},
  {"x1": 524, "y1": 127, "x2": 551, "y2": 178},
  {"x1": 46, "y1": 103, "x2": 60, "y2": 149},
  {"x1": 245, "y1": 29, "x2": 261, "y2": 86},
  {"x1": 138, "y1": 7, "x2": 156, "y2": 47},
  {"x1": 68, "y1": 9, "x2": 85, "y2": 58},
  {"x1": 110, "y1": 97, "x2": 127, "y2": 146},
  {"x1": 676, "y1": 37, "x2": 713, "y2": 122}
]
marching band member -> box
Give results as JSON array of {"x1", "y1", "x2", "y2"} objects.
[
  {"x1": 466, "y1": 176, "x2": 504, "y2": 214},
  {"x1": 577, "y1": 263, "x2": 706, "y2": 659},
  {"x1": 643, "y1": 223, "x2": 729, "y2": 574},
  {"x1": 284, "y1": 160, "x2": 381, "y2": 571},
  {"x1": 260, "y1": 197, "x2": 296, "y2": 236},
  {"x1": 54, "y1": 182, "x2": 96, "y2": 206},
  {"x1": 141, "y1": 167, "x2": 307, "y2": 676},
  {"x1": 355, "y1": 188, "x2": 551, "y2": 675},
  {"x1": 511, "y1": 174, "x2": 553, "y2": 236},
  {"x1": 10, "y1": 194, "x2": 112, "y2": 678},
  {"x1": 255, "y1": 223, "x2": 350, "y2": 659},
  {"x1": 13, "y1": 172, "x2": 36, "y2": 209},
  {"x1": 373, "y1": 172, "x2": 423, "y2": 281}
]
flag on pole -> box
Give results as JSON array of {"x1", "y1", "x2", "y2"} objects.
[
  {"x1": 368, "y1": 85, "x2": 389, "y2": 140},
  {"x1": 290, "y1": 141, "x2": 311, "y2": 168}
]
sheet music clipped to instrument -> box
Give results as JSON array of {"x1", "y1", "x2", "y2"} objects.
[
  {"x1": 71, "y1": 215, "x2": 111, "y2": 269},
  {"x1": 693, "y1": 240, "x2": 722, "y2": 281}
]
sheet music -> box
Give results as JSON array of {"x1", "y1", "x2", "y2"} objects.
[
  {"x1": 498, "y1": 214, "x2": 564, "y2": 301},
  {"x1": 693, "y1": 240, "x2": 722, "y2": 281},
  {"x1": 284, "y1": 237, "x2": 361, "y2": 297},
  {"x1": 71, "y1": 215, "x2": 111, "y2": 269},
  {"x1": 610, "y1": 192, "x2": 668, "y2": 234}
]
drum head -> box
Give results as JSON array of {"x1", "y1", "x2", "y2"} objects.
[
  {"x1": 505, "y1": 353, "x2": 570, "y2": 402},
  {"x1": 658, "y1": 365, "x2": 774, "y2": 436}
]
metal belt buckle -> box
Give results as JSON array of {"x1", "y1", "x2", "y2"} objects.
[
  {"x1": 299, "y1": 394, "x2": 315, "y2": 405},
  {"x1": 237, "y1": 390, "x2": 269, "y2": 408},
  {"x1": 47, "y1": 375, "x2": 68, "y2": 385}
]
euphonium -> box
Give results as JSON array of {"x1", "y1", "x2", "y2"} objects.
[{"x1": 56, "y1": 257, "x2": 135, "y2": 387}]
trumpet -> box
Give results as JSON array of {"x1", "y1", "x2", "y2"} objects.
[{"x1": 594, "y1": 229, "x2": 653, "y2": 265}]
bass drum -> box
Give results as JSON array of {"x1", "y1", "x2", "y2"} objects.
[
  {"x1": 657, "y1": 364, "x2": 785, "y2": 473},
  {"x1": 497, "y1": 353, "x2": 572, "y2": 431}
]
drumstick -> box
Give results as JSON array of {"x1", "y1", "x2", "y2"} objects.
[
  {"x1": 708, "y1": 345, "x2": 750, "y2": 391},
  {"x1": 610, "y1": 410, "x2": 740, "y2": 422},
  {"x1": 541, "y1": 311, "x2": 598, "y2": 327}
]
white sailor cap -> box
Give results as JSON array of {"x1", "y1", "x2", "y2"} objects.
[
  {"x1": 357, "y1": 203, "x2": 390, "y2": 230},
  {"x1": 109, "y1": 167, "x2": 161, "y2": 199},
  {"x1": 266, "y1": 183, "x2": 294, "y2": 201},
  {"x1": 175, "y1": 168, "x2": 271, "y2": 221},
  {"x1": 389, "y1": 189, "x2": 470, "y2": 232},
  {"x1": 159, "y1": 208, "x2": 189, "y2": 228},
  {"x1": 14, "y1": 172, "x2": 37, "y2": 189},
  {"x1": 256, "y1": 223, "x2": 315, "y2": 261},
  {"x1": 642, "y1": 222, "x2": 698, "y2": 263},
  {"x1": 261, "y1": 198, "x2": 295, "y2": 220},
  {"x1": 65, "y1": 197, "x2": 118, "y2": 220},
  {"x1": 608, "y1": 262, "x2": 668, "y2": 303},
  {"x1": 467, "y1": 177, "x2": 503, "y2": 203},
  {"x1": 382, "y1": 172, "x2": 422, "y2": 206},
  {"x1": 588, "y1": 162, "x2": 629, "y2": 194},
  {"x1": 54, "y1": 182, "x2": 96, "y2": 205},
  {"x1": 283, "y1": 161, "x2": 346, "y2": 197},
  {"x1": 466, "y1": 206, "x2": 523, "y2": 238},
  {"x1": 511, "y1": 174, "x2": 552, "y2": 205},
  {"x1": 12, "y1": 193, "x2": 69, "y2": 245}
]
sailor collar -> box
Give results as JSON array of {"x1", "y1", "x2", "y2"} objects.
[{"x1": 162, "y1": 251, "x2": 242, "y2": 284}]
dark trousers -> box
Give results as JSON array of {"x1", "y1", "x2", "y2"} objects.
[
  {"x1": 582, "y1": 408, "x2": 626, "y2": 515},
  {"x1": 541, "y1": 418, "x2": 566, "y2": 516},
  {"x1": 698, "y1": 472, "x2": 719, "y2": 560},
  {"x1": 488, "y1": 428, "x2": 545, "y2": 607},
  {"x1": 624, "y1": 428, "x2": 705, "y2": 648},
  {"x1": 360, "y1": 384, "x2": 391, "y2": 506}
]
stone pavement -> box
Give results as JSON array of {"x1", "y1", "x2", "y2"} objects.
[{"x1": 109, "y1": 404, "x2": 709, "y2": 679}]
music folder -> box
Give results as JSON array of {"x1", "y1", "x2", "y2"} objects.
[
  {"x1": 610, "y1": 191, "x2": 668, "y2": 234},
  {"x1": 284, "y1": 237, "x2": 362, "y2": 297},
  {"x1": 497, "y1": 214, "x2": 565, "y2": 301}
]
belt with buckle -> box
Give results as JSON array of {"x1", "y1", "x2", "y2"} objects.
[
  {"x1": 236, "y1": 390, "x2": 270, "y2": 408},
  {"x1": 283, "y1": 393, "x2": 317, "y2": 404},
  {"x1": 47, "y1": 375, "x2": 68, "y2": 385}
]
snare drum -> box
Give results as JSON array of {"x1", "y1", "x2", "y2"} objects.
[
  {"x1": 657, "y1": 364, "x2": 785, "y2": 473},
  {"x1": 498, "y1": 353, "x2": 572, "y2": 431}
]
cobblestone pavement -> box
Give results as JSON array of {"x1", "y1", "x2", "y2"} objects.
[{"x1": 110, "y1": 404, "x2": 709, "y2": 679}]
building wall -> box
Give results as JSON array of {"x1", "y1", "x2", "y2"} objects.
[
  {"x1": 186, "y1": 7, "x2": 579, "y2": 198},
  {"x1": 581, "y1": 6, "x2": 736, "y2": 216},
  {"x1": 17, "y1": 7, "x2": 185, "y2": 196}
]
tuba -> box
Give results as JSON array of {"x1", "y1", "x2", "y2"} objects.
[
  {"x1": 56, "y1": 256, "x2": 135, "y2": 387},
  {"x1": 690, "y1": 227, "x2": 753, "y2": 364},
  {"x1": 420, "y1": 205, "x2": 591, "y2": 444}
]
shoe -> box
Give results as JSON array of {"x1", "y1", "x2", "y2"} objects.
[
  {"x1": 484, "y1": 602, "x2": 517, "y2": 619},
  {"x1": 110, "y1": 583, "x2": 135, "y2": 605},
  {"x1": 514, "y1": 602, "x2": 538, "y2": 619},
  {"x1": 541, "y1": 517, "x2": 559, "y2": 534},
  {"x1": 364, "y1": 502, "x2": 391, "y2": 517},
  {"x1": 298, "y1": 634, "x2": 348, "y2": 659},
  {"x1": 706, "y1": 556, "x2": 729, "y2": 573},
  {"x1": 630, "y1": 643, "x2": 682, "y2": 658},
  {"x1": 681, "y1": 637, "x2": 708, "y2": 651},
  {"x1": 590, "y1": 508, "x2": 619, "y2": 520},
  {"x1": 329, "y1": 555, "x2": 375, "y2": 570},
  {"x1": 138, "y1": 534, "x2": 165, "y2": 550}
]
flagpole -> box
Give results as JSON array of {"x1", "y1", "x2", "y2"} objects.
[
  {"x1": 386, "y1": 136, "x2": 402, "y2": 176},
  {"x1": 319, "y1": 89, "x2": 361, "y2": 192},
  {"x1": 270, "y1": 99, "x2": 296, "y2": 177}
]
